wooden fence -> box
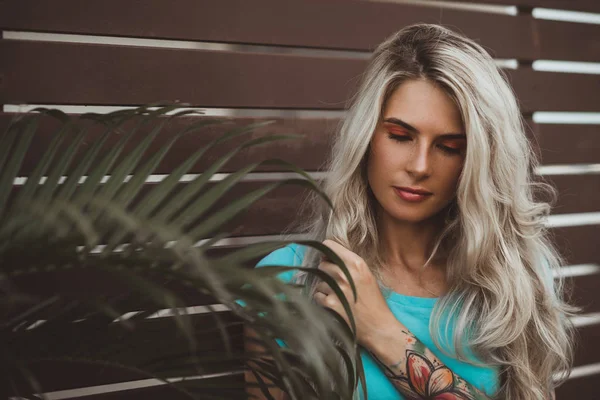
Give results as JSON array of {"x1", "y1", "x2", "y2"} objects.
[{"x1": 1, "y1": 0, "x2": 599, "y2": 398}]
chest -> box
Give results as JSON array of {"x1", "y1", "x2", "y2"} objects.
[{"x1": 381, "y1": 268, "x2": 447, "y2": 298}]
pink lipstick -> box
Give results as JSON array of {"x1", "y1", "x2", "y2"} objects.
[{"x1": 393, "y1": 186, "x2": 432, "y2": 202}]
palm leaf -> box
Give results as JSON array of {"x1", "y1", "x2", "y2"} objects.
[
  {"x1": 0, "y1": 115, "x2": 39, "y2": 214},
  {"x1": 0, "y1": 105, "x2": 362, "y2": 400}
]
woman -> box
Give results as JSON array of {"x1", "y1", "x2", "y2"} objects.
[{"x1": 244, "y1": 23, "x2": 577, "y2": 399}]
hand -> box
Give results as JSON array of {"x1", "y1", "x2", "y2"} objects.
[{"x1": 313, "y1": 239, "x2": 397, "y2": 347}]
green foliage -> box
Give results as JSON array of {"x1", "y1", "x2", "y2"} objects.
[{"x1": 0, "y1": 106, "x2": 365, "y2": 399}]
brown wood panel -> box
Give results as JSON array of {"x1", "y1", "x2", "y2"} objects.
[
  {"x1": 552, "y1": 225, "x2": 600, "y2": 266},
  {"x1": 199, "y1": 178, "x2": 600, "y2": 236},
  {"x1": 4, "y1": 312, "x2": 245, "y2": 395},
  {"x1": 4, "y1": 368, "x2": 246, "y2": 399},
  {"x1": 6, "y1": 114, "x2": 598, "y2": 176},
  {"x1": 68, "y1": 374, "x2": 246, "y2": 400},
  {"x1": 7, "y1": 225, "x2": 600, "y2": 314},
  {"x1": 546, "y1": 175, "x2": 600, "y2": 215},
  {"x1": 7, "y1": 337, "x2": 600, "y2": 400},
  {"x1": 2, "y1": 41, "x2": 599, "y2": 112},
  {"x1": 537, "y1": 19, "x2": 600, "y2": 62},
  {"x1": 535, "y1": 124, "x2": 600, "y2": 164},
  {"x1": 556, "y1": 372, "x2": 600, "y2": 400},
  {"x1": 5, "y1": 311, "x2": 598, "y2": 397},
  {"x1": 0, "y1": 0, "x2": 534, "y2": 58},
  {"x1": 0, "y1": 114, "x2": 335, "y2": 176},
  {"x1": 5, "y1": 172, "x2": 593, "y2": 240},
  {"x1": 0, "y1": 39, "x2": 364, "y2": 109},
  {"x1": 4, "y1": 241, "x2": 599, "y2": 395},
  {"x1": 507, "y1": 68, "x2": 600, "y2": 112},
  {"x1": 573, "y1": 323, "x2": 600, "y2": 368},
  {"x1": 5, "y1": 179, "x2": 314, "y2": 237},
  {"x1": 565, "y1": 273, "x2": 600, "y2": 314},
  {"x1": 459, "y1": 0, "x2": 600, "y2": 13},
  {"x1": 5, "y1": 264, "x2": 227, "y2": 320},
  {"x1": 4, "y1": 245, "x2": 278, "y2": 322}
]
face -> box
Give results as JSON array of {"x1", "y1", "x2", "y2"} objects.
[{"x1": 367, "y1": 79, "x2": 466, "y2": 224}]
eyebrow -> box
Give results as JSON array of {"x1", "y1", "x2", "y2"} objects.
[{"x1": 383, "y1": 117, "x2": 466, "y2": 139}]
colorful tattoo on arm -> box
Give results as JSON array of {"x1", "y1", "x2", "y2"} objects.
[{"x1": 368, "y1": 330, "x2": 492, "y2": 400}]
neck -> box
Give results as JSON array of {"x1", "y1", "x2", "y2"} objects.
[{"x1": 377, "y1": 207, "x2": 446, "y2": 273}]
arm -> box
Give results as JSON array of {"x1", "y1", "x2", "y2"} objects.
[
  {"x1": 363, "y1": 319, "x2": 492, "y2": 399},
  {"x1": 314, "y1": 240, "x2": 495, "y2": 399},
  {"x1": 243, "y1": 324, "x2": 289, "y2": 400}
]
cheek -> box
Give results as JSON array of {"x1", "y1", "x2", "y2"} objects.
[
  {"x1": 438, "y1": 162, "x2": 463, "y2": 194},
  {"x1": 367, "y1": 140, "x2": 386, "y2": 172},
  {"x1": 371, "y1": 139, "x2": 404, "y2": 170},
  {"x1": 367, "y1": 143, "x2": 397, "y2": 191}
]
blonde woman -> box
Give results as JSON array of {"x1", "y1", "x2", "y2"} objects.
[{"x1": 244, "y1": 23, "x2": 577, "y2": 399}]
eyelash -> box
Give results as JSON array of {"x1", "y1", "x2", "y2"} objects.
[{"x1": 387, "y1": 133, "x2": 462, "y2": 155}]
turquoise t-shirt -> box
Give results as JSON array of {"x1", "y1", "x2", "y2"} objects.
[{"x1": 249, "y1": 243, "x2": 499, "y2": 400}]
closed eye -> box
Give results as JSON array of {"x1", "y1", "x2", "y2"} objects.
[
  {"x1": 388, "y1": 132, "x2": 465, "y2": 155},
  {"x1": 387, "y1": 133, "x2": 411, "y2": 142},
  {"x1": 437, "y1": 138, "x2": 465, "y2": 155},
  {"x1": 437, "y1": 144, "x2": 462, "y2": 155}
]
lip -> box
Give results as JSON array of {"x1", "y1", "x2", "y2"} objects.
[
  {"x1": 393, "y1": 186, "x2": 432, "y2": 202},
  {"x1": 394, "y1": 186, "x2": 432, "y2": 195}
]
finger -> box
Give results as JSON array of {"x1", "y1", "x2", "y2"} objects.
[
  {"x1": 313, "y1": 292, "x2": 349, "y2": 326},
  {"x1": 321, "y1": 239, "x2": 362, "y2": 280},
  {"x1": 315, "y1": 281, "x2": 334, "y2": 296},
  {"x1": 322, "y1": 239, "x2": 355, "y2": 262},
  {"x1": 313, "y1": 291, "x2": 328, "y2": 306},
  {"x1": 313, "y1": 291, "x2": 339, "y2": 310},
  {"x1": 317, "y1": 260, "x2": 345, "y2": 281}
]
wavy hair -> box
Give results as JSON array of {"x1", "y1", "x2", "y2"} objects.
[{"x1": 284, "y1": 24, "x2": 578, "y2": 399}]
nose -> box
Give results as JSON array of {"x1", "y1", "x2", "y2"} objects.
[{"x1": 405, "y1": 141, "x2": 432, "y2": 179}]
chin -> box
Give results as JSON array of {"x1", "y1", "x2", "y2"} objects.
[
  {"x1": 404, "y1": 215, "x2": 435, "y2": 224},
  {"x1": 387, "y1": 201, "x2": 448, "y2": 224},
  {"x1": 390, "y1": 209, "x2": 436, "y2": 224}
]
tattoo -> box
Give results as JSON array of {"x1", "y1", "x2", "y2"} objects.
[{"x1": 368, "y1": 330, "x2": 491, "y2": 400}]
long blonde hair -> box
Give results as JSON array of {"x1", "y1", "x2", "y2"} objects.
[{"x1": 285, "y1": 23, "x2": 578, "y2": 398}]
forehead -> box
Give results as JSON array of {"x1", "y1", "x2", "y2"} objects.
[{"x1": 383, "y1": 79, "x2": 464, "y2": 132}]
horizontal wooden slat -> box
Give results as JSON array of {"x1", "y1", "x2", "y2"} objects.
[
  {"x1": 573, "y1": 323, "x2": 600, "y2": 367},
  {"x1": 538, "y1": 19, "x2": 600, "y2": 62},
  {"x1": 460, "y1": 0, "x2": 600, "y2": 13},
  {"x1": 535, "y1": 124, "x2": 600, "y2": 164},
  {"x1": 204, "y1": 179, "x2": 600, "y2": 235},
  {"x1": 546, "y1": 175, "x2": 600, "y2": 215},
  {"x1": 507, "y1": 68, "x2": 600, "y2": 112},
  {"x1": 0, "y1": 39, "x2": 363, "y2": 109},
  {"x1": 71, "y1": 374, "x2": 246, "y2": 400},
  {"x1": 6, "y1": 174, "x2": 594, "y2": 240},
  {"x1": 3, "y1": 245, "x2": 272, "y2": 322},
  {"x1": 5, "y1": 312, "x2": 245, "y2": 395},
  {"x1": 5, "y1": 235, "x2": 599, "y2": 395},
  {"x1": 556, "y1": 371, "x2": 600, "y2": 400},
  {"x1": 8, "y1": 270, "x2": 600, "y2": 330},
  {"x1": 4, "y1": 114, "x2": 597, "y2": 176},
  {"x1": 6, "y1": 310, "x2": 599, "y2": 397},
  {"x1": 5, "y1": 180, "x2": 314, "y2": 237},
  {"x1": 8, "y1": 254, "x2": 600, "y2": 323},
  {"x1": 0, "y1": 114, "x2": 335, "y2": 176},
  {"x1": 5, "y1": 371, "x2": 246, "y2": 399},
  {"x1": 2, "y1": 40, "x2": 599, "y2": 112},
  {"x1": 0, "y1": 0, "x2": 534, "y2": 58},
  {"x1": 552, "y1": 225, "x2": 600, "y2": 266},
  {"x1": 6, "y1": 224, "x2": 600, "y2": 314},
  {"x1": 565, "y1": 273, "x2": 600, "y2": 314}
]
